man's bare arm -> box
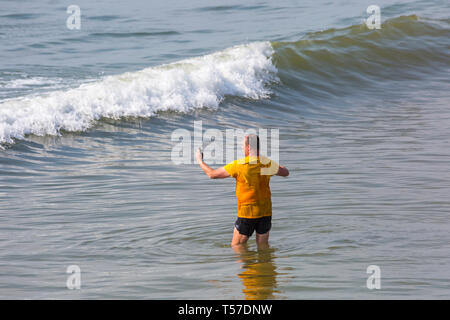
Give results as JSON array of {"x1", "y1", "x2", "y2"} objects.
[
  {"x1": 276, "y1": 165, "x2": 289, "y2": 177},
  {"x1": 196, "y1": 148, "x2": 230, "y2": 179}
]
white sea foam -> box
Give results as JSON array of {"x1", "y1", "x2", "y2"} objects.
[
  {"x1": 0, "y1": 77, "x2": 64, "y2": 89},
  {"x1": 0, "y1": 42, "x2": 277, "y2": 145}
]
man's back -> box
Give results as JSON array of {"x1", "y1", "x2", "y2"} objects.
[{"x1": 224, "y1": 155, "x2": 279, "y2": 219}]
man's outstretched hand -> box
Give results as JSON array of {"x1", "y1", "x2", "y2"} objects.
[
  {"x1": 196, "y1": 148, "x2": 230, "y2": 179},
  {"x1": 196, "y1": 148, "x2": 203, "y2": 164}
]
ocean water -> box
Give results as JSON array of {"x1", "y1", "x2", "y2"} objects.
[{"x1": 0, "y1": 0, "x2": 449, "y2": 299}]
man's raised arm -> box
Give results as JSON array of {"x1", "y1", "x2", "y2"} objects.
[{"x1": 196, "y1": 148, "x2": 230, "y2": 179}]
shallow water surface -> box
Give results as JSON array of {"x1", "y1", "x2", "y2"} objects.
[{"x1": 0, "y1": 0, "x2": 449, "y2": 299}]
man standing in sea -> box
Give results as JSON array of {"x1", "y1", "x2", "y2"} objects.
[{"x1": 196, "y1": 134, "x2": 289, "y2": 248}]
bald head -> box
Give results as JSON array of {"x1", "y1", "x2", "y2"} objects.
[{"x1": 243, "y1": 134, "x2": 260, "y2": 156}]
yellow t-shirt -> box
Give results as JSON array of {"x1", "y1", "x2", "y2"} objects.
[{"x1": 224, "y1": 156, "x2": 279, "y2": 219}]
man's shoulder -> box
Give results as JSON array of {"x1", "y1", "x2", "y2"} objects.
[
  {"x1": 259, "y1": 155, "x2": 272, "y2": 164},
  {"x1": 260, "y1": 156, "x2": 279, "y2": 175}
]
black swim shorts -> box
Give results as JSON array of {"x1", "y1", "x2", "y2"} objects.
[{"x1": 234, "y1": 216, "x2": 272, "y2": 237}]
